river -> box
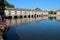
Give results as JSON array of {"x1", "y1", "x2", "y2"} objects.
[{"x1": 5, "y1": 16, "x2": 60, "y2": 40}]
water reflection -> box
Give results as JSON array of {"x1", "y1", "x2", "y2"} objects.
[
  {"x1": 5, "y1": 16, "x2": 60, "y2": 40},
  {"x1": 6, "y1": 16, "x2": 60, "y2": 26},
  {"x1": 48, "y1": 16, "x2": 60, "y2": 21},
  {"x1": 48, "y1": 17, "x2": 56, "y2": 20},
  {"x1": 56, "y1": 16, "x2": 60, "y2": 21},
  {"x1": 6, "y1": 16, "x2": 48, "y2": 26}
]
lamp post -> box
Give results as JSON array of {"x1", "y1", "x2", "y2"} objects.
[{"x1": 0, "y1": 0, "x2": 5, "y2": 22}]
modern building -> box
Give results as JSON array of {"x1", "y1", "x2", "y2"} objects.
[{"x1": 5, "y1": 8, "x2": 48, "y2": 19}]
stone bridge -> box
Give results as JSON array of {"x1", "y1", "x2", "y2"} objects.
[{"x1": 5, "y1": 8, "x2": 48, "y2": 19}]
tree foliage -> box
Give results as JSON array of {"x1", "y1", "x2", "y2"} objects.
[
  {"x1": 0, "y1": 0, "x2": 5, "y2": 21},
  {"x1": 48, "y1": 10, "x2": 53, "y2": 14},
  {"x1": 35, "y1": 8, "x2": 42, "y2": 10},
  {"x1": 4, "y1": 0, "x2": 14, "y2": 8},
  {"x1": 0, "y1": 0, "x2": 14, "y2": 21},
  {"x1": 48, "y1": 10, "x2": 56, "y2": 14}
]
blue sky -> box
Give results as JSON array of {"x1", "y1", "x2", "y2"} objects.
[{"x1": 7, "y1": 0, "x2": 60, "y2": 10}]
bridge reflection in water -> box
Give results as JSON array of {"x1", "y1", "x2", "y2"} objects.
[
  {"x1": 6, "y1": 16, "x2": 48, "y2": 26},
  {"x1": 6, "y1": 16, "x2": 60, "y2": 26},
  {"x1": 4, "y1": 16, "x2": 60, "y2": 40}
]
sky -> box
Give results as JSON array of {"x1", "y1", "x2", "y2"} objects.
[{"x1": 7, "y1": 0, "x2": 60, "y2": 10}]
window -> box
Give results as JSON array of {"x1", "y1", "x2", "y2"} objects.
[
  {"x1": 9, "y1": 10, "x2": 11, "y2": 15},
  {"x1": 15, "y1": 11, "x2": 17, "y2": 15}
]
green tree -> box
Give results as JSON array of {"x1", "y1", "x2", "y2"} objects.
[
  {"x1": 0, "y1": 0, "x2": 14, "y2": 22},
  {"x1": 48, "y1": 10, "x2": 56, "y2": 14},
  {"x1": 48, "y1": 10, "x2": 54, "y2": 14},
  {"x1": 4, "y1": 0, "x2": 14, "y2": 8},
  {"x1": 35, "y1": 8, "x2": 42, "y2": 10},
  {"x1": 0, "y1": 0, "x2": 5, "y2": 22}
]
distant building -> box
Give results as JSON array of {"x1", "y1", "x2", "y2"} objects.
[{"x1": 56, "y1": 9, "x2": 60, "y2": 15}]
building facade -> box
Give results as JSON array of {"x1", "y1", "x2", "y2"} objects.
[
  {"x1": 5, "y1": 8, "x2": 48, "y2": 19},
  {"x1": 56, "y1": 10, "x2": 60, "y2": 15}
]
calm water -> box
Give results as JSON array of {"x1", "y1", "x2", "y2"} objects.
[{"x1": 5, "y1": 16, "x2": 60, "y2": 40}]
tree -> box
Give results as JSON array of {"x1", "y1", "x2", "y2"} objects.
[
  {"x1": 48, "y1": 10, "x2": 56, "y2": 14},
  {"x1": 48, "y1": 10, "x2": 53, "y2": 14},
  {"x1": 4, "y1": 0, "x2": 14, "y2": 8},
  {"x1": 0, "y1": 0, "x2": 14, "y2": 22},
  {"x1": 53, "y1": 11, "x2": 56, "y2": 14},
  {"x1": 0, "y1": 0, "x2": 15, "y2": 22},
  {"x1": 0, "y1": 0, "x2": 5, "y2": 22},
  {"x1": 35, "y1": 8, "x2": 42, "y2": 10}
]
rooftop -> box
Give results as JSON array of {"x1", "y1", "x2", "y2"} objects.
[{"x1": 5, "y1": 8, "x2": 48, "y2": 12}]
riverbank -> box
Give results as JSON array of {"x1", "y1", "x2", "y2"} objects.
[
  {"x1": 0, "y1": 30, "x2": 4, "y2": 40},
  {"x1": 0, "y1": 15, "x2": 60, "y2": 40},
  {"x1": 0, "y1": 35, "x2": 4, "y2": 40},
  {"x1": 0, "y1": 21, "x2": 10, "y2": 40}
]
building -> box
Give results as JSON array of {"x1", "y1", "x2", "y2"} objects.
[
  {"x1": 56, "y1": 9, "x2": 60, "y2": 15},
  {"x1": 5, "y1": 8, "x2": 48, "y2": 19}
]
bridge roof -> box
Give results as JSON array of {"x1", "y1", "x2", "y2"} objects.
[
  {"x1": 5, "y1": 8, "x2": 34, "y2": 11},
  {"x1": 5, "y1": 8, "x2": 48, "y2": 12}
]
